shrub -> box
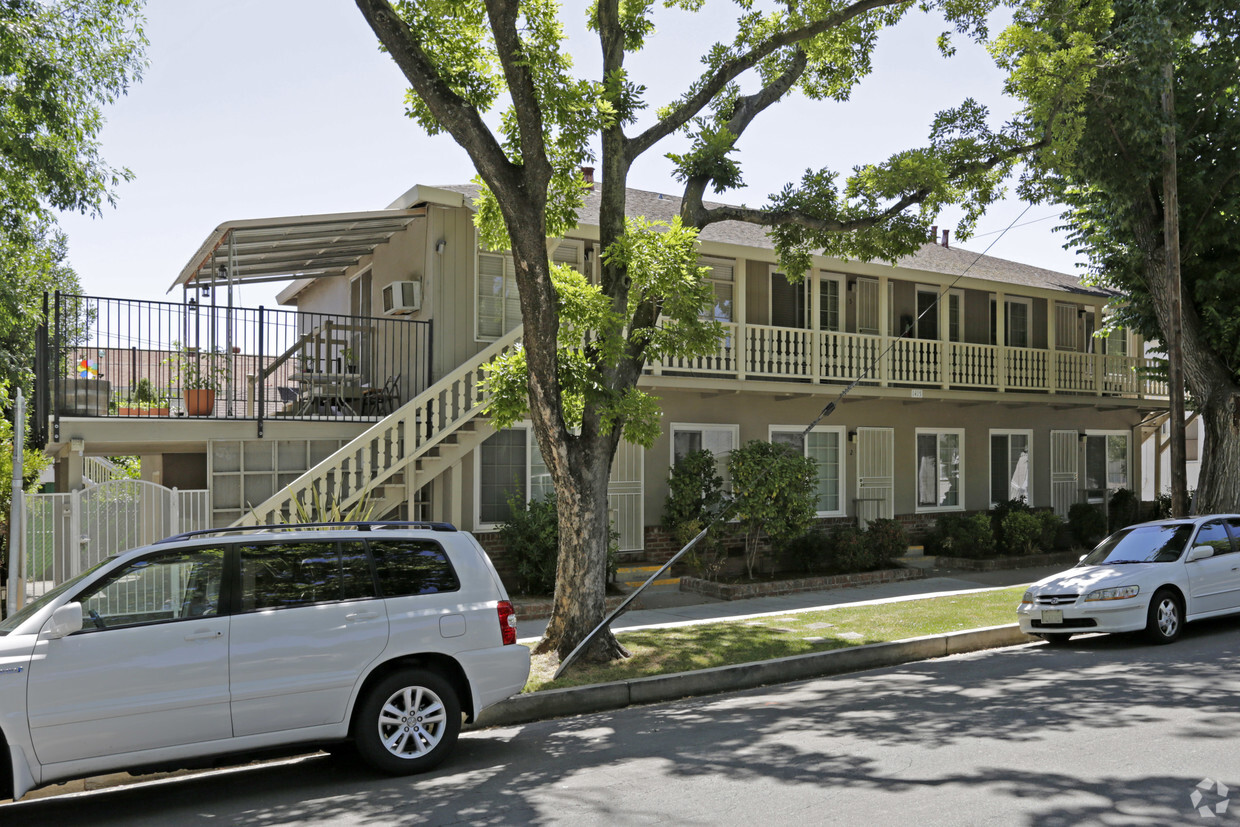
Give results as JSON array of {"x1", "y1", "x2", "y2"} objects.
[
  {"x1": 1037, "y1": 511, "x2": 1065, "y2": 551},
  {"x1": 865, "y1": 518, "x2": 907, "y2": 568},
  {"x1": 1001, "y1": 511, "x2": 1042, "y2": 555},
  {"x1": 663, "y1": 449, "x2": 726, "y2": 578},
  {"x1": 783, "y1": 529, "x2": 831, "y2": 574},
  {"x1": 1068, "y1": 502, "x2": 1107, "y2": 548},
  {"x1": 827, "y1": 525, "x2": 873, "y2": 573},
  {"x1": 1107, "y1": 488, "x2": 1140, "y2": 531},
  {"x1": 729, "y1": 440, "x2": 818, "y2": 578},
  {"x1": 990, "y1": 497, "x2": 1032, "y2": 549},
  {"x1": 925, "y1": 512, "x2": 995, "y2": 559},
  {"x1": 499, "y1": 493, "x2": 560, "y2": 595}
]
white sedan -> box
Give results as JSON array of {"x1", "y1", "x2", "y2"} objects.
[{"x1": 1017, "y1": 514, "x2": 1240, "y2": 644}]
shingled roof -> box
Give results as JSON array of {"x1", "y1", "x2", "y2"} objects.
[{"x1": 432, "y1": 183, "x2": 1108, "y2": 298}]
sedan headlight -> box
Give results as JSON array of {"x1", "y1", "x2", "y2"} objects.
[
  {"x1": 1021, "y1": 590, "x2": 1035, "y2": 605},
  {"x1": 1084, "y1": 585, "x2": 1140, "y2": 602}
]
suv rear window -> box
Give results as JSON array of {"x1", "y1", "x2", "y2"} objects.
[
  {"x1": 369, "y1": 540, "x2": 460, "y2": 597},
  {"x1": 240, "y1": 541, "x2": 376, "y2": 611}
]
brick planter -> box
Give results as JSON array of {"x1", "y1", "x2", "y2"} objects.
[
  {"x1": 933, "y1": 550, "x2": 1082, "y2": 572},
  {"x1": 681, "y1": 566, "x2": 926, "y2": 601}
]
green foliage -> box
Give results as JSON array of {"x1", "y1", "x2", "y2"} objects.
[
  {"x1": 926, "y1": 512, "x2": 996, "y2": 559},
  {"x1": 663, "y1": 449, "x2": 727, "y2": 579},
  {"x1": 1037, "y1": 510, "x2": 1065, "y2": 551},
  {"x1": 482, "y1": 216, "x2": 722, "y2": 450},
  {"x1": 167, "y1": 343, "x2": 230, "y2": 392},
  {"x1": 1068, "y1": 502, "x2": 1107, "y2": 548},
  {"x1": 728, "y1": 440, "x2": 818, "y2": 578},
  {"x1": 256, "y1": 486, "x2": 376, "y2": 526},
  {"x1": 782, "y1": 528, "x2": 831, "y2": 574},
  {"x1": 1001, "y1": 511, "x2": 1042, "y2": 555},
  {"x1": 827, "y1": 524, "x2": 873, "y2": 573},
  {"x1": 990, "y1": 496, "x2": 1032, "y2": 549},
  {"x1": 500, "y1": 493, "x2": 561, "y2": 595},
  {"x1": 1107, "y1": 488, "x2": 1140, "y2": 531},
  {"x1": 865, "y1": 518, "x2": 908, "y2": 568},
  {"x1": 106, "y1": 455, "x2": 140, "y2": 480},
  {"x1": 500, "y1": 492, "x2": 618, "y2": 594}
]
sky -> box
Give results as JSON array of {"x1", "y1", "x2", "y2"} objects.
[{"x1": 56, "y1": 1, "x2": 1085, "y2": 309}]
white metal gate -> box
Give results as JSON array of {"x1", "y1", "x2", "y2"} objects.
[
  {"x1": 1050, "y1": 430, "x2": 1079, "y2": 518},
  {"x1": 607, "y1": 440, "x2": 644, "y2": 552},
  {"x1": 856, "y1": 427, "x2": 894, "y2": 526},
  {"x1": 20, "y1": 481, "x2": 210, "y2": 604}
]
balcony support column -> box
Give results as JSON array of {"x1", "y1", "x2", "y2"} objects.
[
  {"x1": 809, "y1": 271, "x2": 820, "y2": 384},
  {"x1": 735, "y1": 258, "x2": 748, "y2": 380},
  {"x1": 996, "y1": 291, "x2": 1006, "y2": 392},
  {"x1": 1046, "y1": 300, "x2": 1057, "y2": 394},
  {"x1": 878, "y1": 275, "x2": 889, "y2": 387},
  {"x1": 1094, "y1": 301, "x2": 1105, "y2": 395}
]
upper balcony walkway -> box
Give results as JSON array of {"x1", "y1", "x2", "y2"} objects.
[{"x1": 652, "y1": 322, "x2": 1168, "y2": 400}]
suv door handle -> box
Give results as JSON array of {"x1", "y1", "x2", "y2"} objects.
[
  {"x1": 184, "y1": 629, "x2": 223, "y2": 641},
  {"x1": 345, "y1": 611, "x2": 380, "y2": 622}
]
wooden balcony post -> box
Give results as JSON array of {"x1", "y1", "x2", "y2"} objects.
[
  {"x1": 995, "y1": 291, "x2": 1006, "y2": 392},
  {"x1": 735, "y1": 257, "x2": 747, "y2": 380},
  {"x1": 1046, "y1": 300, "x2": 1057, "y2": 394},
  {"x1": 809, "y1": 271, "x2": 820, "y2": 383},
  {"x1": 1094, "y1": 302, "x2": 1105, "y2": 395},
  {"x1": 878, "y1": 275, "x2": 889, "y2": 387}
]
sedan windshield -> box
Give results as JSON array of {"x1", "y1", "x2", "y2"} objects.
[{"x1": 1081, "y1": 523, "x2": 1196, "y2": 566}]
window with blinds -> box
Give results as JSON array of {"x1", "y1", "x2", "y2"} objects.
[{"x1": 477, "y1": 242, "x2": 584, "y2": 341}]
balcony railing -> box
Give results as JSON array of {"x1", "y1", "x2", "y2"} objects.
[
  {"x1": 37, "y1": 293, "x2": 432, "y2": 441},
  {"x1": 651, "y1": 323, "x2": 1168, "y2": 398}
]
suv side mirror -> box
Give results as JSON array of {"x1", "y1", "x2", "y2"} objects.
[
  {"x1": 43, "y1": 602, "x2": 84, "y2": 639},
  {"x1": 1187, "y1": 545, "x2": 1216, "y2": 563}
]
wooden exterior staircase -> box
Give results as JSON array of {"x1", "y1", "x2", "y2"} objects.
[{"x1": 236, "y1": 328, "x2": 521, "y2": 526}]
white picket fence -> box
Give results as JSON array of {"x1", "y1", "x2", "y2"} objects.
[{"x1": 15, "y1": 480, "x2": 209, "y2": 608}]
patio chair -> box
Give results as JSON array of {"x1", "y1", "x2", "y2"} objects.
[
  {"x1": 275, "y1": 385, "x2": 301, "y2": 415},
  {"x1": 362, "y1": 373, "x2": 400, "y2": 416}
]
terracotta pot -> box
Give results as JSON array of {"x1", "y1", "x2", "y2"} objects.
[
  {"x1": 118, "y1": 407, "x2": 170, "y2": 417},
  {"x1": 183, "y1": 389, "x2": 216, "y2": 416}
]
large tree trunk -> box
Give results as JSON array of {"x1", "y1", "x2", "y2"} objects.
[
  {"x1": 1133, "y1": 213, "x2": 1240, "y2": 514},
  {"x1": 533, "y1": 437, "x2": 629, "y2": 661}
]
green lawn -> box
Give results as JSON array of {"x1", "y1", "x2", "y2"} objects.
[{"x1": 525, "y1": 586, "x2": 1026, "y2": 692}]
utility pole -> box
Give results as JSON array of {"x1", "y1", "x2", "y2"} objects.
[{"x1": 1162, "y1": 55, "x2": 1188, "y2": 517}]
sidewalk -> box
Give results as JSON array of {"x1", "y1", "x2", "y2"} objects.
[{"x1": 516, "y1": 558, "x2": 1067, "y2": 642}]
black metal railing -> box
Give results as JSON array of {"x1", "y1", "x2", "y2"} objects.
[{"x1": 44, "y1": 292, "x2": 432, "y2": 439}]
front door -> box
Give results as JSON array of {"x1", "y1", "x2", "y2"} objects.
[
  {"x1": 1050, "y1": 430, "x2": 1078, "y2": 518},
  {"x1": 26, "y1": 546, "x2": 230, "y2": 766},
  {"x1": 856, "y1": 427, "x2": 894, "y2": 527}
]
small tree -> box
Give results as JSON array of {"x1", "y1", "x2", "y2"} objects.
[{"x1": 728, "y1": 440, "x2": 817, "y2": 579}]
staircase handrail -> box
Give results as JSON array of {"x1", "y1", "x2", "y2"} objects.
[{"x1": 236, "y1": 326, "x2": 523, "y2": 526}]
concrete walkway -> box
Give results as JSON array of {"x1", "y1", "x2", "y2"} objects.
[{"x1": 517, "y1": 559, "x2": 1070, "y2": 641}]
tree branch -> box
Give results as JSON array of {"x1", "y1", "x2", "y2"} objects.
[
  {"x1": 485, "y1": 0, "x2": 552, "y2": 182},
  {"x1": 354, "y1": 0, "x2": 515, "y2": 189},
  {"x1": 626, "y1": 0, "x2": 909, "y2": 162}
]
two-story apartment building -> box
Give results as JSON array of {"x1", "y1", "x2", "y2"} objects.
[{"x1": 33, "y1": 181, "x2": 1169, "y2": 573}]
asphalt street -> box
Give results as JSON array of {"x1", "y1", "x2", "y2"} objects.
[{"x1": 8, "y1": 613, "x2": 1240, "y2": 826}]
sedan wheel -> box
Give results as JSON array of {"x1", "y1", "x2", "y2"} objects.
[
  {"x1": 1145, "y1": 589, "x2": 1182, "y2": 644},
  {"x1": 355, "y1": 668, "x2": 461, "y2": 775}
]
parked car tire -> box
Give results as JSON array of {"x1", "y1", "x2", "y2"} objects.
[
  {"x1": 1038, "y1": 633, "x2": 1073, "y2": 646},
  {"x1": 355, "y1": 668, "x2": 461, "y2": 775},
  {"x1": 1144, "y1": 588, "x2": 1182, "y2": 644}
]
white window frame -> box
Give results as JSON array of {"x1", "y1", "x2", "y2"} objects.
[
  {"x1": 817, "y1": 272, "x2": 844, "y2": 332},
  {"x1": 946, "y1": 288, "x2": 964, "y2": 343},
  {"x1": 670, "y1": 423, "x2": 739, "y2": 486},
  {"x1": 770, "y1": 425, "x2": 846, "y2": 517},
  {"x1": 989, "y1": 429, "x2": 1034, "y2": 507},
  {"x1": 475, "y1": 249, "x2": 519, "y2": 343},
  {"x1": 1083, "y1": 429, "x2": 1131, "y2": 502},
  {"x1": 700, "y1": 256, "x2": 735, "y2": 323},
  {"x1": 989, "y1": 294, "x2": 1033, "y2": 348},
  {"x1": 914, "y1": 427, "x2": 965, "y2": 513},
  {"x1": 473, "y1": 423, "x2": 551, "y2": 531},
  {"x1": 768, "y1": 266, "x2": 807, "y2": 329}
]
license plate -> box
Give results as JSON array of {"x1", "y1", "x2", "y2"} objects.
[{"x1": 1041, "y1": 609, "x2": 1064, "y2": 625}]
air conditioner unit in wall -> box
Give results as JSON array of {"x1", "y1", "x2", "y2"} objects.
[{"x1": 382, "y1": 280, "x2": 422, "y2": 315}]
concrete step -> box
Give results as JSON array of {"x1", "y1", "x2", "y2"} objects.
[{"x1": 615, "y1": 564, "x2": 681, "y2": 593}]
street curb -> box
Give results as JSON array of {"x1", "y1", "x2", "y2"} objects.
[{"x1": 470, "y1": 623, "x2": 1034, "y2": 729}]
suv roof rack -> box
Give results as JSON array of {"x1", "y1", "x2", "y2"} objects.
[{"x1": 157, "y1": 521, "x2": 459, "y2": 544}]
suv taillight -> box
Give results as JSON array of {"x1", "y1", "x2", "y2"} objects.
[{"x1": 497, "y1": 600, "x2": 517, "y2": 645}]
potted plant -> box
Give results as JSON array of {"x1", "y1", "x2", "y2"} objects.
[
  {"x1": 117, "y1": 377, "x2": 170, "y2": 417},
  {"x1": 341, "y1": 346, "x2": 358, "y2": 374},
  {"x1": 167, "y1": 343, "x2": 230, "y2": 416}
]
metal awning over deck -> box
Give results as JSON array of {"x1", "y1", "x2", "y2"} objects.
[{"x1": 170, "y1": 208, "x2": 426, "y2": 291}]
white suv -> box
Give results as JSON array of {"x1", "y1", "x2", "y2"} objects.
[{"x1": 0, "y1": 522, "x2": 530, "y2": 801}]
